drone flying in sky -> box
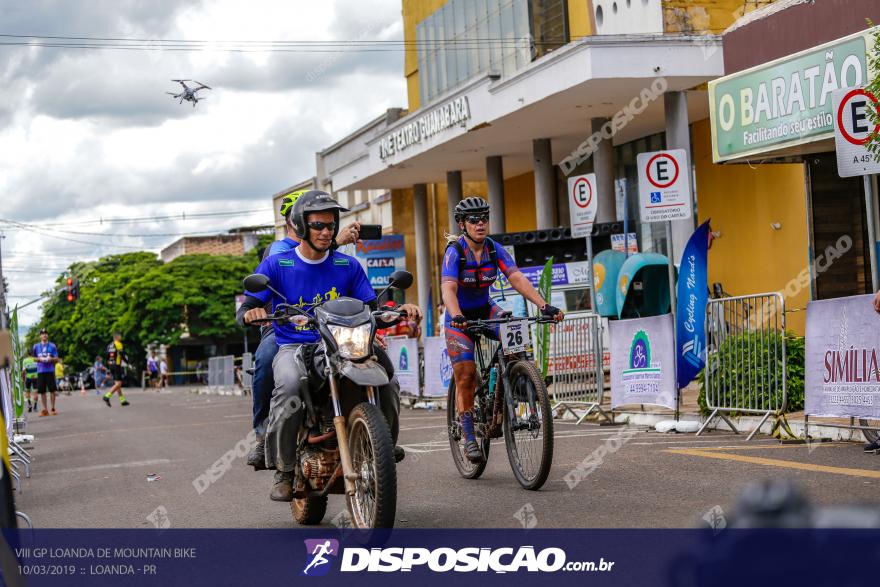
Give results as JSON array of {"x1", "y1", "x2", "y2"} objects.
[{"x1": 166, "y1": 79, "x2": 211, "y2": 107}]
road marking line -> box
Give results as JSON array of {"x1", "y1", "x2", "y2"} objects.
[
  {"x1": 665, "y1": 448, "x2": 880, "y2": 478},
  {"x1": 399, "y1": 425, "x2": 448, "y2": 431},
  {"x1": 41, "y1": 459, "x2": 173, "y2": 476}
]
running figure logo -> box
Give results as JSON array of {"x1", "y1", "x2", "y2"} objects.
[{"x1": 302, "y1": 539, "x2": 339, "y2": 576}]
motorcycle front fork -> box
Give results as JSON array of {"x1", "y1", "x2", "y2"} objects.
[{"x1": 327, "y1": 367, "x2": 379, "y2": 497}]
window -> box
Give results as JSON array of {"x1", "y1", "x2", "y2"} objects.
[
  {"x1": 416, "y1": 0, "x2": 547, "y2": 105},
  {"x1": 529, "y1": 0, "x2": 569, "y2": 59}
]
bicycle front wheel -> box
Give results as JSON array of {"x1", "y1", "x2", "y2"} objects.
[
  {"x1": 503, "y1": 360, "x2": 553, "y2": 490},
  {"x1": 447, "y1": 377, "x2": 490, "y2": 479}
]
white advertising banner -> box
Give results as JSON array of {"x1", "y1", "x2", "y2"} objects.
[
  {"x1": 423, "y1": 336, "x2": 453, "y2": 398},
  {"x1": 805, "y1": 294, "x2": 880, "y2": 418},
  {"x1": 387, "y1": 337, "x2": 420, "y2": 398},
  {"x1": 610, "y1": 314, "x2": 677, "y2": 410}
]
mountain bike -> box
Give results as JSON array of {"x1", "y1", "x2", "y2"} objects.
[{"x1": 447, "y1": 314, "x2": 554, "y2": 490}]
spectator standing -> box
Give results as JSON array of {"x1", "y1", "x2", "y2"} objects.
[
  {"x1": 32, "y1": 328, "x2": 60, "y2": 416},
  {"x1": 21, "y1": 355, "x2": 38, "y2": 412}
]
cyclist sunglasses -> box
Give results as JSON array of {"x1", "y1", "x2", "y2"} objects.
[
  {"x1": 465, "y1": 213, "x2": 490, "y2": 225},
  {"x1": 306, "y1": 221, "x2": 337, "y2": 232}
]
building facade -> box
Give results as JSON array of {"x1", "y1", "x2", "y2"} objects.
[
  {"x1": 160, "y1": 232, "x2": 266, "y2": 263},
  {"x1": 315, "y1": 0, "x2": 879, "y2": 337}
]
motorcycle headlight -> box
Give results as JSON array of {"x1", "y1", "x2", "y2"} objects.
[{"x1": 328, "y1": 323, "x2": 372, "y2": 359}]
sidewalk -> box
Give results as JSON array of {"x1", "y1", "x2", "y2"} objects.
[{"x1": 565, "y1": 384, "x2": 872, "y2": 443}]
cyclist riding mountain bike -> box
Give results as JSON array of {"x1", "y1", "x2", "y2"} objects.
[
  {"x1": 243, "y1": 189, "x2": 363, "y2": 470},
  {"x1": 440, "y1": 196, "x2": 563, "y2": 463},
  {"x1": 238, "y1": 190, "x2": 421, "y2": 502}
]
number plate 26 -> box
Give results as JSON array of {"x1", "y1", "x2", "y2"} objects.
[{"x1": 500, "y1": 320, "x2": 530, "y2": 355}]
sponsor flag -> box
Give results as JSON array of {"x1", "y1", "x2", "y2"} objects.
[
  {"x1": 536, "y1": 258, "x2": 553, "y2": 378},
  {"x1": 675, "y1": 221, "x2": 710, "y2": 389}
]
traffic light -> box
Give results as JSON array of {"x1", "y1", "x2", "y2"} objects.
[{"x1": 65, "y1": 276, "x2": 78, "y2": 302}]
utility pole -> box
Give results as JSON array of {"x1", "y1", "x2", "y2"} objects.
[{"x1": 0, "y1": 232, "x2": 7, "y2": 331}]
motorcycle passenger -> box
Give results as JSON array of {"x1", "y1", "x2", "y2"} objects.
[
  {"x1": 440, "y1": 196, "x2": 563, "y2": 463},
  {"x1": 238, "y1": 191, "x2": 421, "y2": 501},
  {"x1": 244, "y1": 189, "x2": 363, "y2": 470}
]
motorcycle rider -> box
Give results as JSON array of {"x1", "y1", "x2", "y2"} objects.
[
  {"x1": 441, "y1": 196, "x2": 563, "y2": 463},
  {"x1": 244, "y1": 189, "x2": 363, "y2": 469},
  {"x1": 238, "y1": 191, "x2": 421, "y2": 501}
]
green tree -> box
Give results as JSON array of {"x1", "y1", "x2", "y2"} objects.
[
  {"x1": 27, "y1": 246, "x2": 263, "y2": 372},
  {"x1": 866, "y1": 24, "x2": 880, "y2": 161}
]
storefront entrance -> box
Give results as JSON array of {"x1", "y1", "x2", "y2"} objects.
[{"x1": 808, "y1": 153, "x2": 873, "y2": 299}]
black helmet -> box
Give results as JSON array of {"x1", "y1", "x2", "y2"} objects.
[
  {"x1": 291, "y1": 190, "x2": 349, "y2": 241},
  {"x1": 453, "y1": 196, "x2": 490, "y2": 224}
]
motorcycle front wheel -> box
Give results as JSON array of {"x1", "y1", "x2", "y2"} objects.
[{"x1": 346, "y1": 402, "x2": 397, "y2": 529}]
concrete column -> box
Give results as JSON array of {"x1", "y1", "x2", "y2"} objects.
[
  {"x1": 664, "y1": 91, "x2": 696, "y2": 266},
  {"x1": 446, "y1": 170, "x2": 463, "y2": 234},
  {"x1": 413, "y1": 183, "x2": 431, "y2": 344},
  {"x1": 533, "y1": 138, "x2": 557, "y2": 229},
  {"x1": 591, "y1": 117, "x2": 616, "y2": 224},
  {"x1": 486, "y1": 155, "x2": 506, "y2": 234}
]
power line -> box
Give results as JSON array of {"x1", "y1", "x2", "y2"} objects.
[{"x1": 2, "y1": 208, "x2": 272, "y2": 228}]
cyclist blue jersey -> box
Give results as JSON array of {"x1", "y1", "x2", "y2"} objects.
[
  {"x1": 441, "y1": 236, "x2": 519, "y2": 313},
  {"x1": 247, "y1": 247, "x2": 376, "y2": 346}
]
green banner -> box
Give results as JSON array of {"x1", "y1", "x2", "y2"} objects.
[
  {"x1": 535, "y1": 258, "x2": 553, "y2": 378},
  {"x1": 9, "y1": 309, "x2": 24, "y2": 420},
  {"x1": 709, "y1": 28, "x2": 876, "y2": 162}
]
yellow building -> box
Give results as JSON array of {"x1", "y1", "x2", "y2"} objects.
[{"x1": 315, "y1": 0, "x2": 880, "y2": 336}]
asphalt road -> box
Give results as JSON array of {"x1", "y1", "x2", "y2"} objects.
[{"x1": 13, "y1": 387, "x2": 880, "y2": 529}]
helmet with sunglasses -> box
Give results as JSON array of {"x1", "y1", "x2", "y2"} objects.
[
  {"x1": 453, "y1": 196, "x2": 490, "y2": 224},
  {"x1": 291, "y1": 190, "x2": 349, "y2": 242},
  {"x1": 279, "y1": 189, "x2": 308, "y2": 219}
]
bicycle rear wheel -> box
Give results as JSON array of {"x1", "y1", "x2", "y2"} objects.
[
  {"x1": 503, "y1": 360, "x2": 553, "y2": 490},
  {"x1": 859, "y1": 419, "x2": 879, "y2": 444},
  {"x1": 447, "y1": 377, "x2": 491, "y2": 479}
]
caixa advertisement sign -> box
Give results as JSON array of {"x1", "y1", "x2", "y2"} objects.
[{"x1": 354, "y1": 235, "x2": 406, "y2": 288}]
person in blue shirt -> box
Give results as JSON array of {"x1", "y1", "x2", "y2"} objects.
[
  {"x1": 32, "y1": 328, "x2": 60, "y2": 417},
  {"x1": 243, "y1": 189, "x2": 363, "y2": 470},
  {"x1": 238, "y1": 191, "x2": 420, "y2": 502},
  {"x1": 441, "y1": 197, "x2": 563, "y2": 463}
]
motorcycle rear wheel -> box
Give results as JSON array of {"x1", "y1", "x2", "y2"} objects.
[
  {"x1": 346, "y1": 402, "x2": 397, "y2": 529},
  {"x1": 291, "y1": 495, "x2": 328, "y2": 526}
]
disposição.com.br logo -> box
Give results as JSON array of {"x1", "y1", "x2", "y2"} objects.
[{"x1": 301, "y1": 540, "x2": 614, "y2": 575}]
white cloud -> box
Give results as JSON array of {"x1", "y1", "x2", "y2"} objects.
[{"x1": 0, "y1": 0, "x2": 406, "y2": 325}]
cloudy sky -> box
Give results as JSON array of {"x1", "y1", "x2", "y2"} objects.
[{"x1": 0, "y1": 0, "x2": 405, "y2": 325}]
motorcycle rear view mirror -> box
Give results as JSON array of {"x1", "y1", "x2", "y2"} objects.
[
  {"x1": 388, "y1": 270, "x2": 413, "y2": 291},
  {"x1": 243, "y1": 274, "x2": 269, "y2": 292},
  {"x1": 243, "y1": 274, "x2": 289, "y2": 304}
]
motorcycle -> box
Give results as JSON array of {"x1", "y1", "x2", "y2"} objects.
[{"x1": 243, "y1": 270, "x2": 414, "y2": 529}]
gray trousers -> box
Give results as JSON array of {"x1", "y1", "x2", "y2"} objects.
[{"x1": 265, "y1": 344, "x2": 401, "y2": 472}]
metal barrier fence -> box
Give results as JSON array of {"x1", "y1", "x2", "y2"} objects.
[
  {"x1": 698, "y1": 292, "x2": 787, "y2": 440},
  {"x1": 241, "y1": 352, "x2": 253, "y2": 393},
  {"x1": 207, "y1": 355, "x2": 235, "y2": 390},
  {"x1": 549, "y1": 314, "x2": 609, "y2": 424}
]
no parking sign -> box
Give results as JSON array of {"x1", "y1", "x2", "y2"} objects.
[
  {"x1": 567, "y1": 173, "x2": 598, "y2": 238},
  {"x1": 637, "y1": 149, "x2": 692, "y2": 223},
  {"x1": 832, "y1": 87, "x2": 880, "y2": 178}
]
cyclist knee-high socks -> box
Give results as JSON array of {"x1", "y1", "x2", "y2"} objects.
[{"x1": 460, "y1": 411, "x2": 476, "y2": 442}]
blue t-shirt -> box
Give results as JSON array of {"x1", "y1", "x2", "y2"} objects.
[
  {"x1": 441, "y1": 237, "x2": 519, "y2": 313},
  {"x1": 267, "y1": 237, "x2": 297, "y2": 257},
  {"x1": 32, "y1": 342, "x2": 59, "y2": 374},
  {"x1": 247, "y1": 248, "x2": 376, "y2": 346}
]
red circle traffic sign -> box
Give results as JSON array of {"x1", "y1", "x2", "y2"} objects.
[
  {"x1": 571, "y1": 177, "x2": 593, "y2": 209},
  {"x1": 837, "y1": 88, "x2": 880, "y2": 146},
  {"x1": 646, "y1": 153, "x2": 679, "y2": 189}
]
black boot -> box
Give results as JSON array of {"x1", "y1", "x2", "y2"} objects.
[
  {"x1": 247, "y1": 436, "x2": 267, "y2": 470},
  {"x1": 270, "y1": 471, "x2": 294, "y2": 502}
]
